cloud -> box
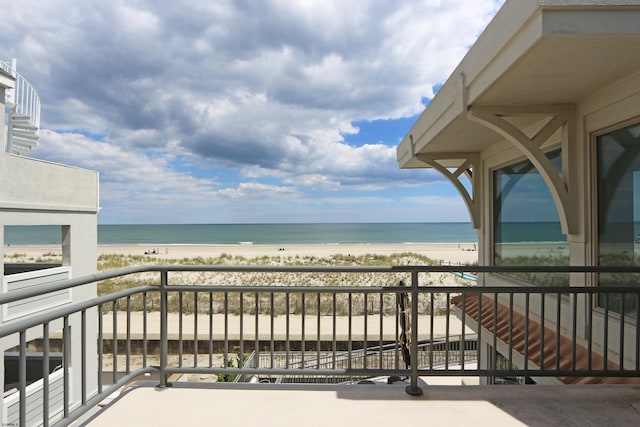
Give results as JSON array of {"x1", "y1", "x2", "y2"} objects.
[
  {"x1": 36, "y1": 130, "x2": 217, "y2": 198},
  {"x1": 218, "y1": 182, "x2": 301, "y2": 199},
  {"x1": 2, "y1": 0, "x2": 505, "y2": 222}
]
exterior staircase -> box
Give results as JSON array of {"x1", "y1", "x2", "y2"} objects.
[
  {"x1": 1, "y1": 58, "x2": 40, "y2": 155},
  {"x1": 7, "y1": 108, "x2": 39, "y2": 154}
]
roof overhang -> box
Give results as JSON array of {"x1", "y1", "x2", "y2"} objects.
[{"x1": 397, "y1": 0, "x2": 640, "y2": 169}]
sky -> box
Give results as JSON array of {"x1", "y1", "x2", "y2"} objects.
[{"x1": 1, "y1": 0, "x2": 505, "y2": 224}]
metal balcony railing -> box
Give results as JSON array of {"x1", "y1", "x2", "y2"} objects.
[{"x1": 0, "y1": 265, "x2": 639, "y2": 426}]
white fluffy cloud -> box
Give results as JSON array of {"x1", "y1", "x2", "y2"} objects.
[{"x1": 2, "y1": 0, "x2": 505, "y2": 222}]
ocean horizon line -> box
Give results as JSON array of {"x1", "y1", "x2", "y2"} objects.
[
  {"x1": 4, "y1": 222, "x2": 572, "y2": 246},
  {"x1": 96, "y1": 241, "x2": 479, "y2": 247},
  {"x1": 96, "y1": 221, "x2": 474, "y2": 226},
  {"x1": 5, "y1": 223, "x2": 481, "y2": 246}
]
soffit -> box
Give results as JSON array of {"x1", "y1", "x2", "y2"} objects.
[{"x1": 398, "y1": 3, "x2": 640, "y2": 169}]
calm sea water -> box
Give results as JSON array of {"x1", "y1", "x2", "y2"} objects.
[{"x1": 4, "y1": 223, "x2": 479, "y2": 246}]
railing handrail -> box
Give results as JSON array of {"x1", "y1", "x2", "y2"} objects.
[
  {"x1": 1, "y1": 59, "x2": 41, "y2": 131},
  {"x1": 3, "y1": 263, "x2": 640, "y2": 306}
]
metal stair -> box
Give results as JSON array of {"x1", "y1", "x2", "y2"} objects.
[
  {"x1": 2, "y1": 58, "x2": 40, "y2": 155},
  {"x1": 7, "y1": 108, "x2": 39, "y2": 154}
]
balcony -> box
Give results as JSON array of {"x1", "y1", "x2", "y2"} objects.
[{"x1": 1, "y1": 265, "x2": 639, "y2": 426}]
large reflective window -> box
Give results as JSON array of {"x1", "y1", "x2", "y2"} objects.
[
  {"x1": 597, "y1": 121, "x2": 640, "y2": 315},
  {"x1": 493, "y1": 150, "x2": 568, "y2": 285}
]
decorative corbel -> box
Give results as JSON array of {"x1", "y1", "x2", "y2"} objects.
[
  {"x1": 468, "y1": 104, "x2": 578, "y2": 236},
  {"x1": 415, "y1": 152, "x2": 481, "y2": 229}
]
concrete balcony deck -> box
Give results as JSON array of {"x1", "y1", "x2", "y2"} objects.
[{"x1": 84, "y1": 381, "x2": 640, "y2": 426}]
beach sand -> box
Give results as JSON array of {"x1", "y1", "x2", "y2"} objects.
[{"x1": 4, "y1": 242, "x2": 478, "y2": 266}]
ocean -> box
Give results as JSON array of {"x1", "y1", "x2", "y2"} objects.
[{"x1": 4, "y1": 223, "x2": 479, "y2": 246}]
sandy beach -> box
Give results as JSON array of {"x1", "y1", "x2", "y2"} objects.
[{"x1": 4, "y1": 242, "x2": 478, "y2": 266}]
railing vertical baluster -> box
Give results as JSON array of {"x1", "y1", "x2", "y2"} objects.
[
  {"x1": 348, "y1": 293, "x2": 352, "y2": 369},
  {"x1": 492, "y1": 292, "x2": 498, "y2": 383},
  {"x1": 301, "y1": 293, "x2": 306, "y2": 368},
  {"x1": 43, "y1": 322, "x2": 50, "y2": 427},
  {"x1": 406, "y1": 270, "x2": 422, "y2": 395},
  {"x1": 461, "y1": 293, "x2": 467, "y2": 371},
  {"x1": 363, "y1": 293, "x2": 368, "y2": 370},
  {"x1": 255, "y1": 292, "x2": 260, "y2": 370},
  {"x1": 588, "y1": 292, "x2": 593, "y2": 372},
  {"x1": 271, "y1": 293, "x2": 275, "y2": 369},
  {"x1": 159, "y1": 270, "x2": 169, "y2": 387},
  {"x1": 224, "y1": 292, "x2": 229, "y2": 369},
  {"x1": 143, "y1": 293, "x2": 148, "y2": 368},
  {"x1": 571, "y1": 292, "x2": 577, "y2": 371},
  {"x1": 178, "y1": 292, "x2": 183, "y2": 367},
  {"x1": 430, "y1": 292, "x2": 435, "y2": 369},
  {"x1": 209, "y1": 292, "x2": 213, "y2": 367},
  {"x1": 239, "y1": 292, "x2": 244, "y2": 368},
  {"x1": 446, "y1": 292, "x2": 451, "y2": 371},
  {"x1": 316, "y1": 292, "x2": 321, "y2": 369},
  {"x1": 620, "y1": 292, "x2": 625, "y2": 371},
  {"x1": 98, "y1": 304, "x2": 103, "y2": 393},
  {"x1": 508, "y1": 292, "x2": 513, "y2": 372},
  {"x1": 636, "y1": 293, "x2": 640, "y2": 372},
  {"x1": 285, "y1": 292, "x2": 290, "y2": 368},
  {"x1": 19, "y1": 331, "x2": 27, "y2": 427},
  {"x1": 604, "y1": 293, "x2": 609, "y2": 370},
  {"x1": 63, "y1": 316, "x2": 70, "y2": 417},
  {"x1": 395, "y1": 290, "x2": 400, "y2": 370},
  {"x1": 112, "y1": 300, "x2": 118, "y2": 384},
  {"x1": 332, "y1": 293, "x2": 337, "y2": 370},
  {"x1": 524, "y1": 293, "x2": 530, "y2": 373},
  {"x1": 477, "y1": 293, "x2": 482, "y2": 375},
  {"x1": 126, "y1": 296, "x2": 131, "y2": 374},
  {"x1": 194, "y1": 291, "x2": 199, "y2": 368},
  {"x1": 379, "y1": 291, "x2": 384, "y2": 370},
  {"x1": 556, "y1": 292, "x2": 562, "y2": 371},
  {"x1": 540, "y1": 292, "x2": 545, "y2": 370},
  {"x1": 81, "y1": 308, "x2": 87, "y2": 404}
]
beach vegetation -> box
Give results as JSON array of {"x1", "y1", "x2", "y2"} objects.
[
  {"x1": 90, "y1": 252, "x2": 477, "y2": 315},
  {"x1": 35, "y1": 256, "x2": 60, "y2": 263},
  {"x1": 217, "y1": 347, "x2": 247, "y2": 382},
  {"x1": 5, "y1": 252, "x2": 27, "y2": 259},
  {"x1": 497, "y1": 254, "x2": 570, "y2": 286}
]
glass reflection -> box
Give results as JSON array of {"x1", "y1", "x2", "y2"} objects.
[{"x1": 493, "y1": 150, "x2": 568, "y2": 286}]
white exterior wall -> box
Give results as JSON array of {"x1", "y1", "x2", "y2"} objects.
[{"x1": 0, "y1": 151, "x2": 100, "y2": 419}]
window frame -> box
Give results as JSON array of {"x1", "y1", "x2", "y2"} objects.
[{"x1": 591, "y1": 116, "x2": 640, "y2": 317}]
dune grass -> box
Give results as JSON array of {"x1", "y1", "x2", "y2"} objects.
[{"x1": 94, "y1": 252, "x2": 474, "y2": 315}]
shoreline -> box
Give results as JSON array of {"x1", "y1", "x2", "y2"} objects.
[{"x1": 4, "y1": 242, "x2": 479, "y2": 265}]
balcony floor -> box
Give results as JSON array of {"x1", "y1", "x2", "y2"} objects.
[{"x1": 82, "y1": 381, "x2": 640, "y2": 426}]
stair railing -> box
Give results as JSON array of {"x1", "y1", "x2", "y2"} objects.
[{"x1": 1, "y1": 59, "x2": 41, "y2": 154}]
